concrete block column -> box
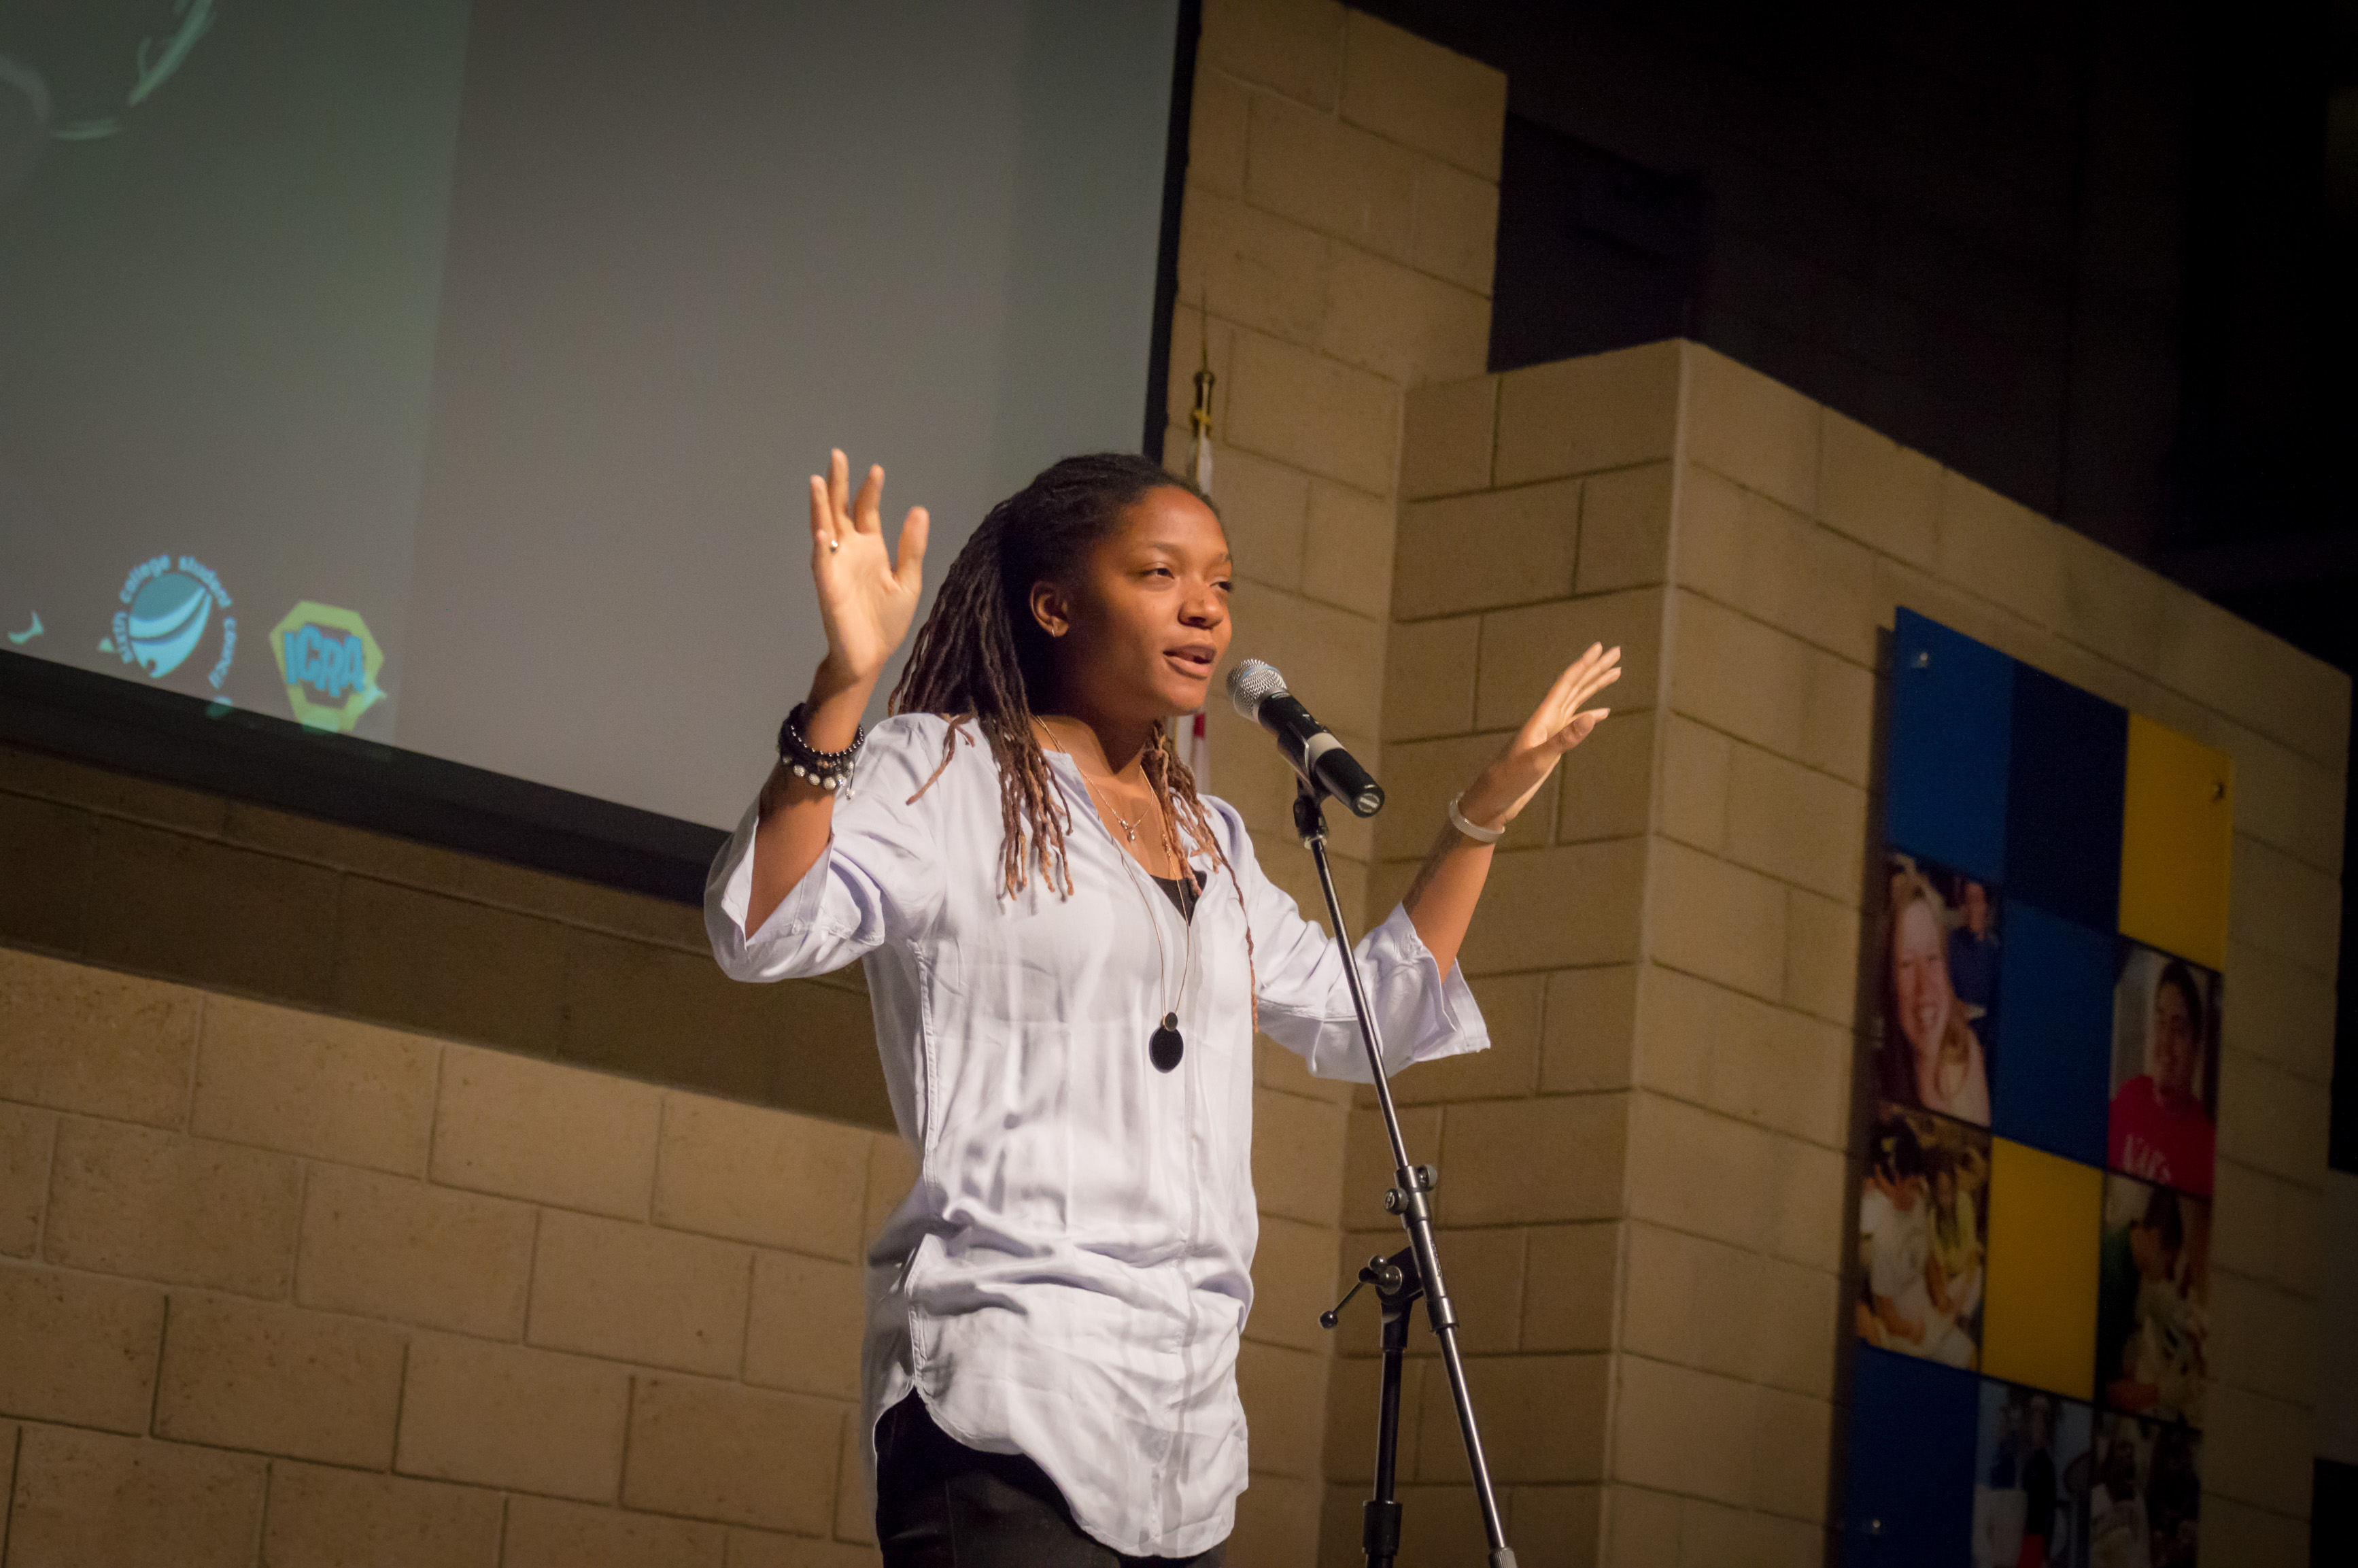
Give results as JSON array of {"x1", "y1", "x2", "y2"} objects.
[
  {"x1": 1170, "y1": 5, "x2": 1509, "y2": 1556},
  {"x1": 1369, "y1": 339, "x2": 2345, "y2": 1567}
]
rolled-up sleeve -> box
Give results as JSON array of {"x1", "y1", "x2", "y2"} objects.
[
  {"x1": 1230, "y1": 809, "x2": 1488, "y2": 1083},
  {"x1": 706, "y1": 715, "x2": 949, "y2": 982}
]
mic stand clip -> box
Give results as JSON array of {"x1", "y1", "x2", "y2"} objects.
[{"x1": 1294, "y1": 778, "x2": 1517, "y2": 1568}]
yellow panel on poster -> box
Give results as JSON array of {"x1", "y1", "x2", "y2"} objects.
[
  {"x1": 2118, "y1": 715, "x2": 2234, "y2": 970},
  {"x1": 1980, "y1": 1138, "x2": 2104, "y2": 1399}
]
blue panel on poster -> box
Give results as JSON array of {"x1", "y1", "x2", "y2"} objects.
[
  {"x1": 1845, "y1": 1345, "x2": 1977, "y2": 1568},
  {"x1": 1888, "y1": 609, "x2": 2013, "y2": 884},
  {"x1": 1992, "y1": 900, "x2": 2115, "y2": 1165},
  {"x1": 2004, "y1": 664, "x2": 2128, "y2": 932}
]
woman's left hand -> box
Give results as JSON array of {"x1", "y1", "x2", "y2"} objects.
[{"x1": 1456, "y1": 642, "x2": 1623, "y2": 829}]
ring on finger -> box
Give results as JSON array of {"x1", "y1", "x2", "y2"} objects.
[{"x1": 828, "y1": 537, "x2": 840, "y2": 553}]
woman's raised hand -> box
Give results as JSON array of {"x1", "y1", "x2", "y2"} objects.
[
  {"x1": 810, "y1": 449, "x2": 929, "y2": 685},
  {"x1": 1459, "y1": 642, "x2": 1623, "y2": 828}
]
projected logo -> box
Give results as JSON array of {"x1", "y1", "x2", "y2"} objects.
[
  {"x1": 269, "y1": 602, "x2": 385, "y2": 733},
  {"x1": 105, "y1": 554, "x2": 236, "y2": 688}
]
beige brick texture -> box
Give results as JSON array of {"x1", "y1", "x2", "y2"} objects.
[
  {"x1": 1817, "y1": 409, "x2": 1941, "y2": 569},
  {"x1": 1539, "y1": 966, "x2": 1639, "y2": 1093},
  {"x1": 258, "y1": 1461, "x2": 505, "y2": 1568},
  {"x1": 724, "y1": 1530, "x2": 878, "y2": 1568},
  {"x1": 1579, "y1": 462, "x2": 1676, "y2": 592},
  {"x1": 1635, "y1": 965, "x2": 1851, "y2": 1150},
  {"x1": 1339, "y1": 11, "x2": 1506, "y2": 178},
  {"x1": 1253, "y1": 1214, "x2": 1344, "y2": 1352},
  {"x1": 1253, "y1": 1085, "x2": 1350, "y2": 1226},
  {"x1": 1303, "y1": 478, "x2": 1398, "y2": 619},
  {"x1": 1475, "y1": 588, "x2": 1661, "y2": 732},
  {"x1": 44, "y1": 1117, "x2": 301, "y2": 1297},
  {"x1": 1240, "y1": 1338, "x2": 1330, "y2": 1480},
  {"x1": 154, "y1": 1293, "x2": 407, "y2": 1467},
  {"x1": 1246, "y1": 91, "x2": 1418, "y2": 264},
  {"x1": 1522, "y1": 1223, "x2": 1621, "y2": 1354},
  {"x1": 528, "y1": 1208, "x2": 753, "y2": 1376},
  {"x1": 0, "y1": 1263, "x2": 165, "y2": 1431},
  {"x1": 1682, "y1": 345, "x2": 1821, "y2": 515},
  {"x1": 744, "y1": 1248, "x2": 864, "y2": 1400},
  {"x1": 1382, "y1": 615, "x2": 1481, "y2": 740},
  {"x1": 1233, "y1": 1473, "x2": 1326, "y2": 1565},
  {"x1": 85, "y1": 820, "x2": 341, "y2": 1004},
  {"x1": 623, "y1": 1375, "x2": 844, "y2": 1535},
  {"x1": 330, "y1": 877, "x2": 569, "y2": 1051},
  {"x1": 1439, "y1": 1095, "x2": 1629, "y2": 1225},
  {"x1": 190, "y1": 995, "x2": 437, "y2": 1174},
  {"x1": 1494, "y1": 343, "x2": 1682, "y2": 487},
  {"x1": 1402, "y1": 377, "x2": 1499, "y2": 500},
  {"x1": 1395, "y1": 480, "x2": 1580, "y2": 619},
  {"x1": 1199, "y1": 0, "x2": 1345, "y2": 114},
  {"x1": 6, "y1": 1424, "x2": 266, "y2": 1568},
  {"x1": 0, "y1": 1100, "x2": 55, "y2": 1257},
  {"x1": 1415, "y1": 1353, "x2": 1607, "y2": 1484},
  {"x1": 430, "y1": 1042, "x2": 662, "y2": 1218},
  {"x1": 0, "y1": 947, "x2": 198, "y2": 1127},
  {"x1": 395, "y1": 1333, "x2": 629, "y2": 1501},
  {"x1": 502, "y1": 1495, "x2": 730, "y2": 1568},
  {"x1": 653, "y1": 1093, "x2": 872, "y2": 1260},
  {"x1": 294, "y1": 1163, "x2": 534, "y2": 1337}
]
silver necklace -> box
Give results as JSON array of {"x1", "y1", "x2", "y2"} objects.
[
  {"x1": 1125, "y1": 788, "x2": 1193, "y2": 1072},
  {"x1": 1063, "y1": 742, "x2": 1193, "y2": 1072}
]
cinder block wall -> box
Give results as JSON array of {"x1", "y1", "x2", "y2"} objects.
[
  {"x1": 1367, "y1": 339, "x2": 2346, "y2": 1567},
  {"x1": 0, "y1": 940, "x2": 908, "y2": 1565},
  {"x1": 1166, "y1": 2, "x2": 1508, "y2": 1558},
  {"x1": 0, "y1": 745, "x2": 882, "y2": 1130}
]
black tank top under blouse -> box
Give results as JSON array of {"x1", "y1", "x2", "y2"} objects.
[{"x1": 1150, "y1": 868, "x2": 1199, "y2": 923}]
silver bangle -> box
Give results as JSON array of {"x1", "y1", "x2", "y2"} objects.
[{"x1": 1447, "y1": 792, "x2": 1505, "y2": 844}]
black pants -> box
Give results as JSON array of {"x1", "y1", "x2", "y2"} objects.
[{"x1": 874, "y1": 1394, "x2": 1228, "y2": 1568}]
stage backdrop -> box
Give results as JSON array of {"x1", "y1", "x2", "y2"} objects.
[
  {"x1": 1847, "y1": 607, "x2": 2234, "y2": 1568},
  {"x1": 0, "y1": 0, "x2": 1182, "y2": 828}
]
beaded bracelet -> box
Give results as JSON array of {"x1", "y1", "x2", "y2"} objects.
[{"x1": 778, "y1": 702, "x2": 865, "y2": 794}]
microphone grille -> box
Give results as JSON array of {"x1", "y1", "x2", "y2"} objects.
[{"x1": 1225, "y1": 658, "x2": 1288, "y2": 720}]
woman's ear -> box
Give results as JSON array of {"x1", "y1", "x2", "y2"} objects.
[{"x1": 1029, "y1": 580, "x2": 1071, "y2": 638}]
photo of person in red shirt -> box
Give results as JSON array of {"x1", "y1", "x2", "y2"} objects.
[{"x1": 2106, "y1": 950, "x2": 2220, "y2": 1197}]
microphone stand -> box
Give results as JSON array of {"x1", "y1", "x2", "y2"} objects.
[{"x1": 1295, "y1": 778, "x2": 1516, "y2": 1568}]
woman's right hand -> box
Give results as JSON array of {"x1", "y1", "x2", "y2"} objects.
[
  {"x1": 749, "y1": 451, "x2": 928, "y2": 923},
  {"x1": 810, "y1": 449, "x2": 929, "y2": 687}
]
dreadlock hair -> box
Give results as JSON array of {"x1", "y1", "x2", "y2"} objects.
[{"x1": 888, "y1": 454, "x2": 1244, "y2": 936}]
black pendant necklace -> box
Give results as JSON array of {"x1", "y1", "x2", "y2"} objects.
[
  {"x1": 1150, "y1": 1012, "x2": 1184, "y2": 1072},
  {"x1": 1053, "y1": 728, "x2": 1190, "y2": 1074}
]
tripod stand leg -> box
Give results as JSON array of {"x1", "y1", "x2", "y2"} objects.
[
  {"x1": 1365, "y1": 1306, "x2": 1407, "y2": 1568},
  {"x1": 1293, "y1": 781, "x2": 1517, "y2": 1567}
]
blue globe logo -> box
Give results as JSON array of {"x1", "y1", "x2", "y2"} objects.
[{"x1": 126, "y1": 570, "x2": 210, "y2": 678}]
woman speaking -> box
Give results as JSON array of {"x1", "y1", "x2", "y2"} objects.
[{"x1": 708, "y1": 449, "x2": 1620, "y2": 1565}]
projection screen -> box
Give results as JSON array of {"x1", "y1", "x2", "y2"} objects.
[{"x1": 0, "y1": 0, "x2": 1183, "y2": 829}]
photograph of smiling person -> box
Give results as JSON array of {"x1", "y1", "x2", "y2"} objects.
[
  {"x1": 1879, "y1": 853, "x2": 1996, "y2": 1125},
  {"x1": 2106, "y1": 946, "x2": 2221, "y2": 1197}
]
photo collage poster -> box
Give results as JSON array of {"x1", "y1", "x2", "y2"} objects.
[{"x1": 1845, "y1": 610, "x2": 2232, "y2": 1568}]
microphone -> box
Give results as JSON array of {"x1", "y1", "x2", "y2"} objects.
[{"x1": 1225, "y1": 660, "x2": 1384, "y2": 817}]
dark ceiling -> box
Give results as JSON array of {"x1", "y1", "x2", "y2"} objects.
[{"x1": 1356, "y1": 0, "x2": 2358, "y2": 1184}]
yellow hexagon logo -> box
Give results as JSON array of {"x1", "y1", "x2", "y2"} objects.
[{"x1": 269, "y1": 602, "x2": 386, "y2": 733}]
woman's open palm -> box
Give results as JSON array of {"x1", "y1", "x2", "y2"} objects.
[
  {"x1": 809, "y1": 449, "x2": 929, "y2": 682},
  {"x1": 1477, "y1": 641, "x2": 1623, "y2": 823}
]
